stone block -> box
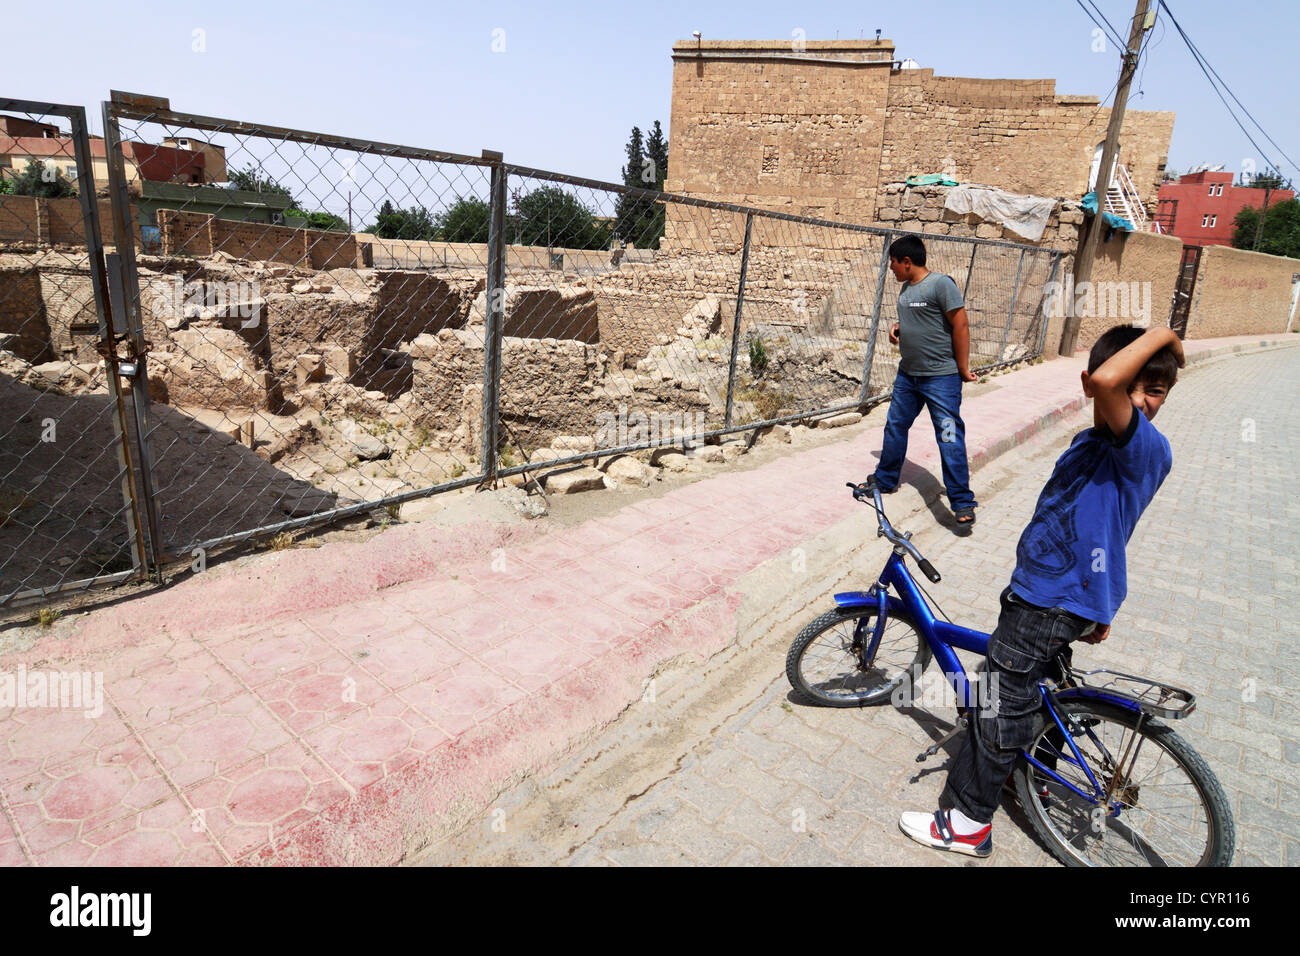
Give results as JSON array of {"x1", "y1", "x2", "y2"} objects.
[
  {"x1": 653, "y1": 450, "x2": 689, "y2": 472},
  {"x1": 295, "y1": 353, "x2": 325, "y2": 386},
  {"x1": 817, "y1": 412, "x2": 863, "y2": 429},
  {"x1": 544, "y1": 466, "x2": 607, "y2": 494},
  {"x1": 602, "y1": 455, "x2": 653, "y2": 487},
  {"x1": 325, "y1": 346, "x2": 355, "y2": 378}
]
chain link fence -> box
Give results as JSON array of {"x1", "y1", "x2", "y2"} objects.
[
  {"x1": 0, "y1": 99, "x2": 148, "y2": 611},
  {"x1": 0, "y1": 94, "x2": 1064, "y2": 612}
]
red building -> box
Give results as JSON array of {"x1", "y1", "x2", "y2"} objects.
[{"x1": 1156, "y1": 170, "x2": 1294, "y2": 247}]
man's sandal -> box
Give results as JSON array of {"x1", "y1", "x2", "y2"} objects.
[{"x1": 955, "y1": 509, "x2": 976, "y2": 526}]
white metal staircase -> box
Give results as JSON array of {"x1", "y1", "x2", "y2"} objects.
[{"x1": 1105, "y1": 163, "x2": 1149, "y2": 230}]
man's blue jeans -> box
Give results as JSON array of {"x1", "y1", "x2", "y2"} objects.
[{"x1": 873, "y1": 369, "x2": 977, "y2": 512}]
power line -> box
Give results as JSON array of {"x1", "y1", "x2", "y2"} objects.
[
  {"x1": 1082, "y1": 16, "x2": 1157, "y2": 133},
  {"x1": 1159, "y1": 0, "x2": 1297, "y2": 183},
  {"x1": 1133, "y1": 8, "x2": 1165, "y2": 98},
  {"x1": 1076, "y1": 0, "x2": 1127, "y2": 50}
]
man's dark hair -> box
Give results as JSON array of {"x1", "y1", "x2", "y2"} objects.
[
  {"x1": 888, "y1": 235, "x2": 927, "y2": 267},
  {"x1": 1087, "y1": 324, "x2": 1178, "y2": 387}
]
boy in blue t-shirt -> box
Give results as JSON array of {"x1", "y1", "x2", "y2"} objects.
[{"x1": 899, "y1": 324, "x2": 1185, "y2": 857}]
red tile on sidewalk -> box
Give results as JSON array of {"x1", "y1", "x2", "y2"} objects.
[
  {"x1": 184, "y1": 740, "x2": 351, "y2": 863},
  {"x1": 140, "y1": 693, "x2": 294, "y2": 791}
]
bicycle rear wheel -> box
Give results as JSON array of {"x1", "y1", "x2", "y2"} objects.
[
  {"x1": 1014, "y1": 700, "x2": 1234, "y2": 867},
  {"x1": 785, "y1": 606, "x2": 930, "y2": 707}
]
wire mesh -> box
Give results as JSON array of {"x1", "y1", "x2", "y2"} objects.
[
  {"x1": 7, "y1": 98, "x2": 1065, "y2": 601},
  {"x1": 493, "y1": 169, "x2": 756, "y2": 469},
  {"x1": 868, "y1": 236, "x2": 1060, "y2": 384},
  {"x1": 0, "y1": 100, "x2": 143, "y2": 610},
  {"x1": 104, "y1": 108, "x2": 497, "y2": 565}
]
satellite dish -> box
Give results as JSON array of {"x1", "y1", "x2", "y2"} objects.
[{"x1": 900, "y1": 57, "x2": 920, "y2": 69}]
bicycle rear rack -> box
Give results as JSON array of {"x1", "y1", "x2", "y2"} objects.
[{"x1": 1068, "y1": 668, "x2": 1197, "y2": 720}]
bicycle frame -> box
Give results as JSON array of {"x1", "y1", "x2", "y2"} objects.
[{"x1": 832, "y1": 548, "x2": 1155, "y2": 814}]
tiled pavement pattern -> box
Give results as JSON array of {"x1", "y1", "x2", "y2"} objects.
[
  {"x1": 423, "y1": 348, "x2": 1299, "y2": 867},
  {"x1": 1, "y1": 337, "x2": 1294, "y2": 865}
]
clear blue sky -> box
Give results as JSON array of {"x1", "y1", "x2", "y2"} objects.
[{"x1": 6, "y1": 0, "x2": 1295, "y2": 197}]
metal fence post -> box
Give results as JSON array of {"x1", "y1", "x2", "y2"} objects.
[
  {"x1": 722, "y1": 213, "x2": 754, "y2": 429},
  {"x1": 999, "y1": 249, "x2": 1027, "y2": 361},
  {"x1": 1036, "y1": 254, "x2": 1063, "y2": 356},
  {"x1": 481, "y1": 150, "x2": 506, "y2": 484},
  {"x1": 66, "y1": 106, "x2": 151, "y2": 584},
  {"x1": 858, "y1": 233, "x2": 894, "y2": 405},
  {"x1": 101, "y1": 102, "x2": 164, "y2": 573},
  {"x1": 961, "y1": 242, "x2": 978, "y2": 301}
]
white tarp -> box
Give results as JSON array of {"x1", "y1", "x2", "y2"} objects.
[{"x1": 942, "y1": 184, "x2": 1058, "y2": 243}]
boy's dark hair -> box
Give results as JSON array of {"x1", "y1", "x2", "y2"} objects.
[
  {"x1": 1087, "y1": 324, "x2": 1179, "y2": 387},
  {"x1": 888, "y1": 235, "x2": 927, "y2": 267}
]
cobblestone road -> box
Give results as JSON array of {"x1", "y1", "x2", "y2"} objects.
[{"x1": 419, "y1": 348, "x2": 1299, "y2": 867}]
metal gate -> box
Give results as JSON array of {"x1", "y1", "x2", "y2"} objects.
[
  {"x1": 0, "y1": 98, "x2": 150, "y2": 611},
  {"x1": 1169, "y1": 245, "x2": 1201, "y2": 339}
]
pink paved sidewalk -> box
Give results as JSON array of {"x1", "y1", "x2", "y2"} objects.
[{"x1": 1, "y1": 335, "x2": 1294, "y2": 865}]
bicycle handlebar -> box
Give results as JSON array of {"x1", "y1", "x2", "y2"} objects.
[{"x1": 846, "y1": 481, "x2": 942, "y2": 583}]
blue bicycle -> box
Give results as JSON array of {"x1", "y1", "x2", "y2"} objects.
[{"x1": 785, "y1": 480, "x2": 1235, "y2": 867}]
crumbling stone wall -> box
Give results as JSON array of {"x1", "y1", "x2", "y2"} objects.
[
  {"x1": 881, "y1": 71, "x2": 1174, "y2": 207},
  {"x1": 0, "y1": 265, "x2": 53, "y2": 363},
  {"x1": 666, "y1": 39, "x2": 1174, "y2": 237},
  {"x1": 157, "y1": 209, "x2": 365, "y2": 269},
  {"x1": 0, "y1": 196, "x2": 138, "y2": 248},
  {"x1": 149, "y1": 326, "x2": 279, "y2": 410},
  {"x1": 38, "y1": 265, "x2": 99, "y2": 363},
  {"x1": 404, "y1": 330, "x2": 606, "y2": 447}
]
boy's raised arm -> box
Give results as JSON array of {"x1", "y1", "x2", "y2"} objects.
[{"x1": 1087, "y1": 327, "x2": 1185, "y2": 435}]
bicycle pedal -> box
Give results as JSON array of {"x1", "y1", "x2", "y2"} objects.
[{"x1": 915, "y1": 717, "x2": 968, "y2": 762}]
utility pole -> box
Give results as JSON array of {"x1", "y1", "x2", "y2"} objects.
[
  {"x1": 1252, "y1": 183, "x2": 1273, "y2": 251},
  {"x1": 1059, "y1": 0, "x2": 1153, "y2": 356}
]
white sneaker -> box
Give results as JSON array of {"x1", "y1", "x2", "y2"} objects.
[{"x1": 899, "y1": 809, "x2": 993, "y2": 858}]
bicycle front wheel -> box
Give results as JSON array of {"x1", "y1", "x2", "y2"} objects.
[
  {"x1": 785, "y1": 606, "x2": 930, "y2": 707},
  {"x1": 1014, "y1": 700, "x2": 1235, "y2": 867}
]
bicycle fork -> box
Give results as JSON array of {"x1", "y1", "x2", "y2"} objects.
[{"x1": 852, "y1": 584, "x2": 891, "y2": 671}]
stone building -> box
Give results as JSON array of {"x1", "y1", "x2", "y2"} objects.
[{"x1": 664, "y1": 39, "x2": 1175, "y2": 239}]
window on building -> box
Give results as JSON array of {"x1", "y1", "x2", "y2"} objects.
[
  {"x1": 1210, "y1": 215, "x2": 1217, "y2": 227},
  {"x1": 1202, "y1": 214, "x2": 1210, "y2": 227},
  {"x1": 1209, "y1": 185, "x2": 1215, "y2": 196}
]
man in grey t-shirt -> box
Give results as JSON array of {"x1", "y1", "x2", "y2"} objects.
[{"x1": 870, "y1": 235, "x2": 979, "y2": 524}]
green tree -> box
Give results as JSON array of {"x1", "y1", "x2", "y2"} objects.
[
  {"x1": 515, "y1": 186, "x2": 607, "y2": 249},
  {"x1": 363, "y1": 200, "x2": 439, "y2": 240},
  {"x1": 642, "y1": 120, "x2": 669, "y2": 246},
  {"x1": 645, "y1": 120, "x2": 669, "y2": 190},
  {"x1": 8, "y1": 159, "x2": 77, "y2": 198},
  {"x1": 1244, "y1": 169, "x2": 1287, "y2": 189},
  {"x1": 1231, "y1": 198, "x2": 1300, "y2": 258},
  {"x1": 286, "y1": 208, "x2": 348, "y2": 231},
  {"x1": 614, "y1": 123, "x2": 667, "y2": 248},
  {"x1": 438, "y1": 197, "x2": 490, "y2": 243},
  {"x1": 226, "y1": 164, "x2": 295, "y2": 203}
]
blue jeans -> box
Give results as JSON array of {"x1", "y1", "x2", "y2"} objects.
[
  {"x1": 945, "y1": 588, "x2": 1094, "y2": 824},
  {"x1": 873, "y1": 370, "x2": 976, "y2": 512}
]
